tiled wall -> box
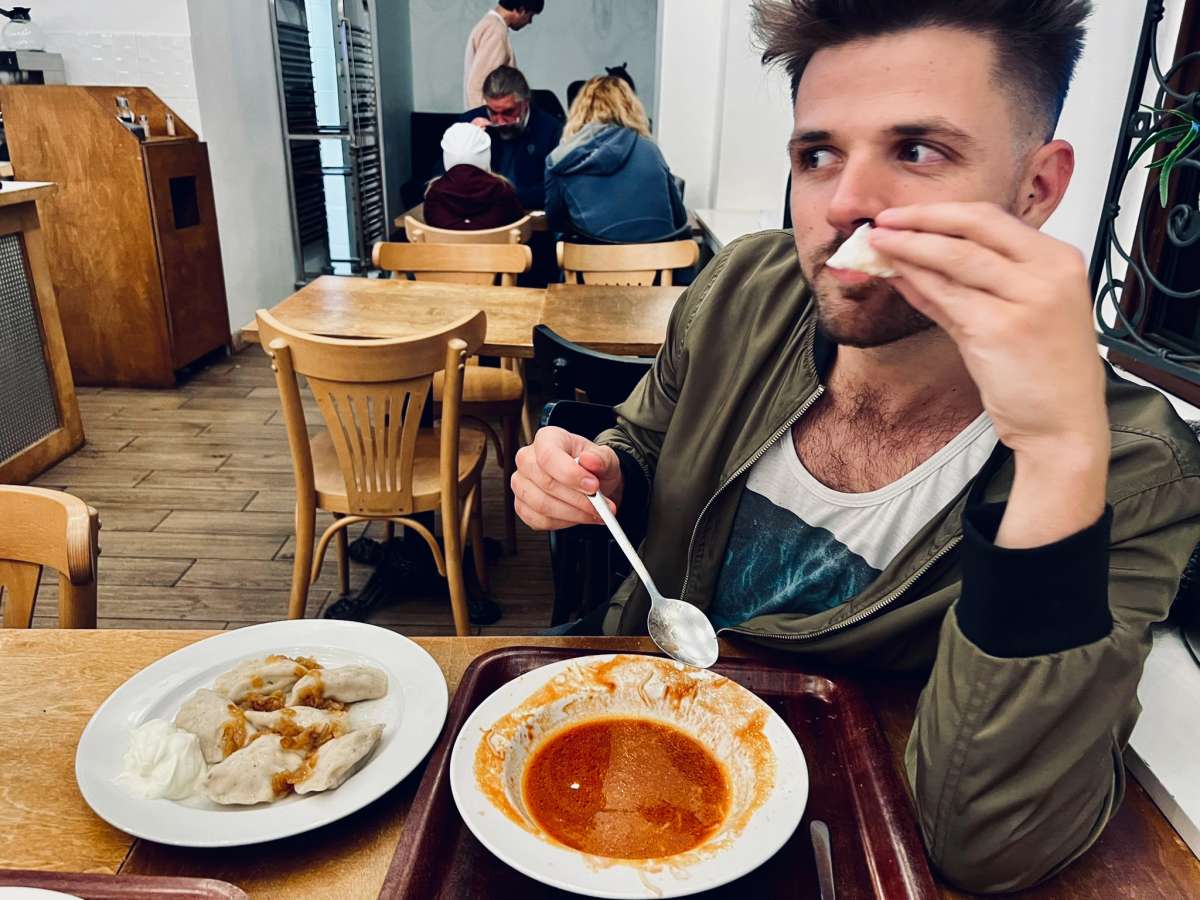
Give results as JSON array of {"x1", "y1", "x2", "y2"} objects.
[{"x1": 42, "y1": 31, "x2": 204, "y2": 136}]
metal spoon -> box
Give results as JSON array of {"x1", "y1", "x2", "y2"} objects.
[{"x1": 584, "y1": 490, "x2": 719, "y2": 669}]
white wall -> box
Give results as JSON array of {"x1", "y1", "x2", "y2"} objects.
[
  {"x1": 407, "y1": 0, "x2": 658, "y2": 115},
  {"x1": 187, "y1": 0, "x2": 297, "y2": 335},
  {"x1": 653, "y1": 0, "x2": 726, "y2": 210},
  {"x1": 37, "y1": 0, "x2": 202, "y2": 132}
]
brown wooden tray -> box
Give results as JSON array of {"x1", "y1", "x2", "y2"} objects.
[
  {"x1": 379, "y1": 647, "x2": 938, "y2": 899},
  {"x1": 0, "y1": 869, "x2": 247, "y2": 898}
]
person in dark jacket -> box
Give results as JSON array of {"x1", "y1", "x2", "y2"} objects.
[
  {"x1": 458, "y1": 65, "x2": 562, "y2": 210},
  {"x1": 544, "y1": 75, "x2": 686, "y2": 243},
  {"x1": 424, "y1": 122, "x2": 525, "y2": 230}
]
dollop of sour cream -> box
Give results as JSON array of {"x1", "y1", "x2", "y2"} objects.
[{"x1": 115, "y1": 719, "x2": 206, "y2": 800}]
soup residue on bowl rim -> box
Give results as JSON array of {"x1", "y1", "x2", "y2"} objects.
[{"x1": 472, "y1": 654, "x2": 776, "y2": 872}]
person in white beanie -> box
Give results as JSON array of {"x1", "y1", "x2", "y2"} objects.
[{"x1": 425, "y1": 122, "x2": 525, "y2": 230}]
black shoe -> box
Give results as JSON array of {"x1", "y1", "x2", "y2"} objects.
[
  {"x1": 323, "y1": 568, "x2": 390, "y2": 621},
  {"x1": 347, "y1": 535, "x2": 386, "y2": 566},
  {"x1": 469, "y1": 596, "x2": 503, "y2": 626}
]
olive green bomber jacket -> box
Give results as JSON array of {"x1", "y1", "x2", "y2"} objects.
[{"x1": 594, "y1": 231, "x2": 1200, "y2": 892}]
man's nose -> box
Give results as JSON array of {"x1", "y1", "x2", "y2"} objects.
[{"x1": 825, "y1": 154, "x2": 890, "y2": 236}]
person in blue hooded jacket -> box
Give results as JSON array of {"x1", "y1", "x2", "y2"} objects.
[{"x1": 544, "y1": 76, "x2": 686, "y2": 243}]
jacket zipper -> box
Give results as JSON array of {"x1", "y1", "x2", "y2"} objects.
[
  {"x1": 721, "y1": 533, "x2": 962, "y2": 642},
  {"x1": 678, "y1": 385, "x2": 826, "y2": 601}
]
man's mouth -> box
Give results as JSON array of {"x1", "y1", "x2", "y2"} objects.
[{"x1": 824, "y1": 265, "x2": 873, "y2": 286}]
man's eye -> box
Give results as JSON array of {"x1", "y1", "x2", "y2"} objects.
[
  {"x1": 802, "y1": 149, "x2": 836, "y2": 170},
  {"x1": 899, "y1": 142, "x2": 947, "y2": 164}
]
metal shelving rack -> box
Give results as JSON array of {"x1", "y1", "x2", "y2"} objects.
[{"x1": 270, "y1": 0, "x2": 389, "y2": 281}]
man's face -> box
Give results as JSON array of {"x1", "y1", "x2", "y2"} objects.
[
  {"x1": 510, "y1": 9, "x2": 536, "y2": 30},
  {"x1": 789, "y1": 28, "x2": 1036, "y2": 348},
  {"x1": 485, "y1": 93, "x2": 529, "y2": 139}
]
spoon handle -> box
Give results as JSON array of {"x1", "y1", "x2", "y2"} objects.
[{"x1": 585, "y1": 491, "x2": 661, "y2": 601}]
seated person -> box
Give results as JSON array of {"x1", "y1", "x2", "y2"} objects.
[
  {"x1": 544, "y1": 76, "x2": 686, "y2": 243},
  {"x1": 424, "y1": 123, "x2": 526, "y2": 231},
  {"x1": 460, "y1": 65, "x2": 562, "y2": 210},
  {"x1": 512, "y1": 0, "x2": 1200, "y2": 893}
]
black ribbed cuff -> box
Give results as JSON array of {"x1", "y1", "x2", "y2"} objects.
[
  {"x1": 613, "y1": 448, "x2": 651, "y2": 539},
  {"x1": 956, "y1": 503, "x2": 1113, "y2": 658}
]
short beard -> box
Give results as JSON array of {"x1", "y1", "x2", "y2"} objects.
[{"x1": 808, "y1": 236, "x2": 936, "y2": 348}]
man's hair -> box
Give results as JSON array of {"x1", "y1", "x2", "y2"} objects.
[
  {"x1": 499, "y1": 0, "x2": 545, "y2": 13},
  {"x1": 751, "y1": 0, "x2": 1091, "y2": 139},
  {"x1": 483, "y1": 65, "x2": 531, "y2": 102}
]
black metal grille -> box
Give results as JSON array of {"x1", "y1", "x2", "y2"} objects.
[
  {"x1": 0, "y1": 233, "x2": 59, "y2": 463},
  {"x1": 1091, "y1": 1, "x2": 1200, "y2": 387}
]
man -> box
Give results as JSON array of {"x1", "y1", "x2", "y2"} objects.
[
  {"x1": 460, "y1": 65, "x2": 562, "y2": 210},
  {"x1": 463, "y1": 0, "x2": 544, "y2": 109},
  {"x1": 511, "y1": 0, "x2": 1200, "y2": 893}
]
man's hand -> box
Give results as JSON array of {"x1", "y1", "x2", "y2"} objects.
[
  {"x1": 469, "y1": 116, "x2": 491, "y2": 129},
  {"x1": 512, "y1": 427, "x2": 624, "y2": 531},
  {"x1": 871, "y1": 202, "x2": 1109, "y2": 548}
]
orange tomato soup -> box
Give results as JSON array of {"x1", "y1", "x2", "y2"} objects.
[{"x1": 521, "y1": 717, "x2": 730, "y2": 859}]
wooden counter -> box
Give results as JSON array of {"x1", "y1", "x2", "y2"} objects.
[
  {"x1": 0, "y1": 86, "x2": 231, "y2": 387},
  {"x1": 0, "y1": 181, "x2": 84, "y2": 483}
]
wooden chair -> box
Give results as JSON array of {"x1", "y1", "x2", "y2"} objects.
[
  {"x1": 557, "y1": 239, "x2": 700, "y2": 286},
  {"x1": 256, "y1": 308, "x2": 489, "y2": 636},
  {"x1": 405, "y1": 213, "x2": 533, "y2": 246},
  {"x1": 371, "y1": 240, "x2": 533, "y2": 553},
  {"x1": 0, "y1": 486, "x2": 99, "y2": 628},
  {"x1": 372, "y1": 241, "x2": 531, "y2": 286}
]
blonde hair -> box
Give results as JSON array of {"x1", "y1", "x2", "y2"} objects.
[{"x1": 562, "y1": 76, "x2": 651, "y2": 140}]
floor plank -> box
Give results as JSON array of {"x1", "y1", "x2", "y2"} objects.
[
  {"x1": 100, "y1": 531, "x2": 286, "y2": 561},
  {"x1": 62, "y1": 486, "x2": 257, "y2": 512},
  {"x1": 155, "y1": 510, "x2": 296, "y2": 536}
]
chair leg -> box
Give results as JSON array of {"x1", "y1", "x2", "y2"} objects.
[
  {"x1": 59, "y1": 579, "x2": 97, "y2": 629},
  {"x1": 290, "y1": 504, "x2": 316, "y2": 619},
  {"x1": 441, "y1": 476, "x2": 472, "y2": 637},
  {"x1": 335, "y1": 518, "x2": 350, "y2": 595},
  {"x1": 384, "y1": 521, "x2": 395, "y2": 542},
  {"x1": 501, "y1": 412, "x2": 519, "y2": 555},
  {"x1": 470, "y1": 488, "x2": 490, "y2": 594}
]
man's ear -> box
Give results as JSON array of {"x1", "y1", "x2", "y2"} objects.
[{"x1": 1017, "y1": 139, "x2": 1074, "y2": 228}]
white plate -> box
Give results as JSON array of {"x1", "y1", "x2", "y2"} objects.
[
  {"x1": 75, "y1": 620, "x2": 447, "y2": 847},
  {"x1": 450, "y1": 654, "x2": 807, "y2": 899},
  {"x1": 0, "y1": 891, "x2": 81, "y2": 899}
]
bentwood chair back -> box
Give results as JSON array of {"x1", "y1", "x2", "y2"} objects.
[
  {"x1": 557, "y1": 239, "x2": 700, "y2": 286},
  {"x1": 372, "y1": 241, "x2": 532, "y2": 286},
  {"x1": 0, "y1": 485, "x2": 99, "y2": 628},
  {"x1": 372, "y1": 239, "x2": 535, "y2": 554},
  {"x1": 256, "y1": 308, "x2": 489, "y2": 635},
  {"x1": 405, "y1": 214, "x2": 532, "y2": 246}
]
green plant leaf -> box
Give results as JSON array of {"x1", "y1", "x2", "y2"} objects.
[
  {"x1": 1140, "y1": 103, "x2": 1200, "y2": 127},
  {"x1": 1128, "y1": 124, "x2": 1189, "y2": 171}
]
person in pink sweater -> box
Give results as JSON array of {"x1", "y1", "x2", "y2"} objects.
[{"x1": 463, "y1": 1, "x2": 545, "y2": 109}]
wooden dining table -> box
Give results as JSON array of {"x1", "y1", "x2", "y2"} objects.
[
  {"x1": 239, "y1": 276, "x2": 685, "y2": 359},
  {"x1": 2, "y1": 629, "x2": 1197, "y2": 899}
]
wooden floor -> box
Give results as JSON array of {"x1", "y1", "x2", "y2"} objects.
[{"x1": 23, "y1": 348, "x2": 556, "y2": 635}]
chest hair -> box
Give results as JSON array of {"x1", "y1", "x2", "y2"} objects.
[{"x1": 791, "y1": 389, "x2": 977, "y2": 493}]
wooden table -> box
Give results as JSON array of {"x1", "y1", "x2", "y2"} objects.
[
  {"x1": 542, "y1": 284, "x2": 682, "y2": 357},
  {"x1": 240, "y1": 276, "x2": 685, "y2": 360},
  {"x1": 243, "y1": 276, "x2": 546, "y2": 358},
  {"x1": 3, "y1": 630, "x2": 1196, "y2": 899}
]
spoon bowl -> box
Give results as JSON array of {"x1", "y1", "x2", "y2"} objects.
[{"x1": 584, "y1": 490, "x2": 720, "y2": 669}]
